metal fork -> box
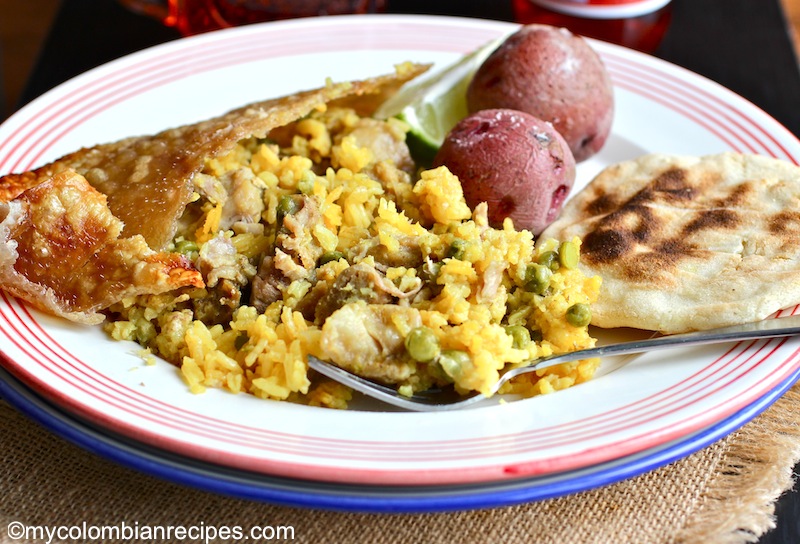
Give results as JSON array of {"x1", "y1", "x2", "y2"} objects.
[{"x1": 307, "y1": 314, "x2": 800, "y2": 411}]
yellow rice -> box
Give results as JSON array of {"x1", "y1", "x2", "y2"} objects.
[{"x1": 105, "y1": 105, "x2": 601, "y2": 409}]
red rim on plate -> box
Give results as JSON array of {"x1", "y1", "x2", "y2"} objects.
[{"x1": 1, "y1": 15, "x2": 799, "y2": 486}]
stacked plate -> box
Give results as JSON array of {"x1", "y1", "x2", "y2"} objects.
[{"x1": 1, "y1": 15, "x2": 799, "y2": 512}]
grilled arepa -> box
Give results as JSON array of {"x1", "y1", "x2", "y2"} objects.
[{"x1": 541, "y1": 152, "x2": 800, "y2": 333}]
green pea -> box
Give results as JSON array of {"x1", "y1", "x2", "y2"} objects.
[
  {"x1": 298, "y1": 170, "x2": 316, "y2": 194},
  {"x1": 234, "y1": 333, "x2": 249, "y2": 350},
  {"x1": 505, "y1": 325, "x2": 531, "y2": 349},
  {"x1": 538, "y1": 251, "x2": 560, "y2": 271},
  {"x1": 559, "y1": 241, "x2": 580, "y2": 269},
  {"x1": 319, "y1": 251, "x2": 346, "y2": 266},
  {"x1": 174, "y1": 239, "x2": 198, "y2": 256},
  {"x1": 566, "y1": 303, "x2": 592, "y2": 327},
  {"x1": 421, "y1": 261, "x2": 443, "y2": 283},
  {"x1": 524, "y1": 263, "x2": 552, "y2": 295},
  {"x1": 276, "y1": 195, "x2": 299, "y2": 224},
  {"x1": 405, "y1": 327, "x2": 440, "y2": 363},
  {"x1": 438, "y1": 349, "x2": 471, "y2": 380},
  {"x1": 447, "y1": 238, "x2": 468, "y2": 260}
]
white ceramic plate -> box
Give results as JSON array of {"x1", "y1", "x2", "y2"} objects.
[
  {"x1": 2, "y1": 362, "x2": 798, "y2": 512},
  {"x1": 1, "y1": 15, "x2": 800, "y2": 488}
]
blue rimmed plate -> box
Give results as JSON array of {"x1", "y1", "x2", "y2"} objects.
[{"x1": 1, "y1": 15, "x2": 799, "y2": 497}]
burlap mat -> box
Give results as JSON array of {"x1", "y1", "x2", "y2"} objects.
[{"x1": 2, "y1": 384, "x2": 800, "y2": 544}]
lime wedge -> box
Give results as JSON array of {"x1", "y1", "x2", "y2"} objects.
[{"x1": 374, "y1": 34, "x2": 510, "y2": 165}]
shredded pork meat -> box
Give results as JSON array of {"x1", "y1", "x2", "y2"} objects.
[
  {"x1": 313, "y1": 262, "x2": 421, "y2": 324},
  {"x1": 250, "y1": 195, "x2": 325, "y2": 310},
  {"x1": 318, "y1": 303, "x2": 421, "y2": 384}
]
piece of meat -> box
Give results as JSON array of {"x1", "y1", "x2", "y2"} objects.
[
  {"x1": 191, "y1": 278, "x2": 242, "y2": 325},
  {"x1": 272, "y1": 248, "x2": 308, "y2": 282},
  {"x1": 314, "y1": 262, "x2": 421, "y2": 324},
  {"x1": 196, "y1": 234, "x2": 252, "y2": 288},
  {"x1": 193, "y1": 234, "x2": 255, "y2": 323},
  {"x1": 294, "y1": 279, "x2": 329, "y2": 322},
  {"x1": 218, "y1": 168, "x2": 266, "y2": 231},
  {"x1": 250, "y1": 255, "x2": 289, "y2": 312},
  {"x1": 347, "y1": 234, "x2": 424, "y2": 271},
  {"x1": 249, "y1": 194, "x2": 326, "y2": 310},
  {"x1": 344, "y1": 118, "x2": 415, "y2": 173},
  {"x1": 314, "y1": 263, "x2": 394, "y2": 323},
  {"x1": 318, "y1": 303, "x2": 422, "y2": 383},
  {"x1": 278, "y1": 195, "x2": 324, "y2": 270},
  {"x1": 192, "y1": 172, "x2": 227, "y2": 204},
  {"x1": 478, "y1": 261, "x2": 507, "y2": 304}
]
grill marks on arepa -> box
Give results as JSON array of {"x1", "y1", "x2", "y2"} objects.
[
  {"x1": 580, "y1": 164, "x2": 762, "y2": 283},
  {"x1": 541, "y1": 152, "x2": 800, "y2": 333}
]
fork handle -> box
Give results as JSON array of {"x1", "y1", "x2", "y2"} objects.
[{"x1": 513, "y1": 313, "x2": 800, "y2": 379}]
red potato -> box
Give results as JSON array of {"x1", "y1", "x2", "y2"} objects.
[
  {"x1": 433, "y1": 109, "x2": 575, "y2": 235},
  {"x1": 467, "y1": 24, "x2": 614, "y2": 162}
]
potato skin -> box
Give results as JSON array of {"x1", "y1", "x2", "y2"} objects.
[
  {"x1": 467, "y1": 24, "x2": 613, "y2": 162},
  {"x1": 433, "y1": 109, "x2": 575, "y2": 235}
]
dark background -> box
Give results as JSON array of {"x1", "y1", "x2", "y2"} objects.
[{"x1": 17, "y1": 0, "x2": 800, "y2": 139}]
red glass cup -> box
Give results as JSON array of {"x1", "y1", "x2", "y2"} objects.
[
  {"x1": 512, "y1": 0, "x2": 673, "y2": 53},
  {"x1": 119, "y1": 0, "x2": 387, "y2": 36}
]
